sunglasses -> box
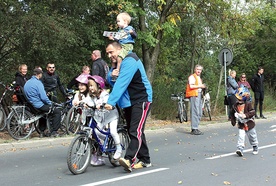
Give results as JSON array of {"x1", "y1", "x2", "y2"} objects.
[
  {"x1": 48, "y1": 67, "x2": 55, "y2": 69},
  {"x1": 241, "y1": 76, "x2": 246, "y2": 78}
]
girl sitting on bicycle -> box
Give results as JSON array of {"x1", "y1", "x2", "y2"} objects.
[
  {"x1": 82, "y1": 75, "x2": 122, "y2": 166},
  {"x1": 72, "y1": 74, "x2": 90, "y2": 106}
]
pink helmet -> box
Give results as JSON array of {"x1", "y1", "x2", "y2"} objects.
[
  {"x1": 88, "y1": 75, "x2": 105, "y2": 89},
  {"x1": 75, "y1": 74, "x2": 89, "y2": 84}
]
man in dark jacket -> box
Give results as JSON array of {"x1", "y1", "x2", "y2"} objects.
[
  {"x1": 91, "y1": 50, "x2": 109, "y2": 86},
  {"x1": 251, "y1": 67, "x2": 266, "y2": 119},
  {"x1": 41, "y1": 63, "x2": 66, "y2": 102}
]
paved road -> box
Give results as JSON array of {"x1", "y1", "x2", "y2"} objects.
[{"x1": 0, "y1": 116, "x2": 275, "y2": 186}]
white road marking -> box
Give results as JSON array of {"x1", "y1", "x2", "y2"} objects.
[
  {"x1": 206, "y1": 143, "x2": 276, "y2": 160},
  {"x1": 270, "y1": 125, "x2": 276, "y2": 128},
  {"x1": 81, "y1": 168, "x2": 169, "y2": 186}
]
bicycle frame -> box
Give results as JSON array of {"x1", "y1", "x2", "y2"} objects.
[{"x1": 82, "y1": 115, "x2": 116, "y2": 154}]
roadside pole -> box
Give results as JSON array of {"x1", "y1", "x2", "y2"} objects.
[{"x1": 218, "y1": 48, "x2": 233, "y2": 117}]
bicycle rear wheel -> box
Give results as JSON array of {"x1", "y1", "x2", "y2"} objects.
[
  {"x1": 0, "y1": 106, "x2": 7, "y2": 131},
  {"x1": 205, "y1": 102, "x2": 212, "y2": 121},
  {"x1": 178, "y1": 102, "x2": 188, "y2": 123},
  {"x1": 107, "y1": 129, "x2": 130, "y2": 167},
  {"x1": 66, "y1": 107, "x2": 81, "y2": 134},
  {"x1": 6, "y1": 109, "x2": 35, "y2": 140},
  {"x1": 67, "y1": 134, "x2": 91, "y2": 175}
]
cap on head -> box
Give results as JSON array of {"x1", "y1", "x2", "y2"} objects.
[
  {"x1": 75, "y1": 74, "x2": 89, "y2": 84},
  {"x1": 88, "y1": 75, "x2": 105, "y2": 89},
  {"x1": 235, "y1": 85, "x2": 250, "y2": 101}
]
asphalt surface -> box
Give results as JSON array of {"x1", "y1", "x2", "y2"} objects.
[{"x1": 0, "y1": 111, "x2": 275, "y2": 154}]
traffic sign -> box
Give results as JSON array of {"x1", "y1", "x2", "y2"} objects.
[{"x1": 218, "y1": 48, "x2": 233, "y2": 66}]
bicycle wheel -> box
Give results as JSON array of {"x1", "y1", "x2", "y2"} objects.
[
  {"x1": 59, "y1": 111, "x2": 68, "y2": 135},
  {"x1": 182, "y1": 103, "x2": 188, "y2": 122},
  {"x1": 6, "y1": 109, "x2": 35, "y2": 140},
  {"x1": 178, "y1": 101, "x2": 188, "y2": 122},
  {"x1": 205, "y1": 102, "x2": 212, "y2": 121},
  {"x1": 67, "y1": 134, "x2": 92, "y2": 175},
  {"x1": 0, "y1": 106, "x2": 7, "y2": 131},
  {"x1": 107, "y1": 129, "x2": 130, "y2": 167},
  {"x1": 66, "y1": 107, "x2": 81, "y2": 134}
]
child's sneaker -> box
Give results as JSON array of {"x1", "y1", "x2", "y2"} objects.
[
  {"x1": 113, "y1": 149, "x2": 122, "y2": 160},
  {"x1": 90, "y1": 153, "x2": 98, "y2": 165},
  {"x1": 252, "y1": 146, "x2": 258, "y2": 155},
  {"x1": 236, "y1": 148, "x2": 244, "y2": 157},
  {"x1": 119, "y1": 158, "x2": 132, "y2": 172},
  {"x1": 133, "y1": 161, "x2": 152, "y2": 169}
]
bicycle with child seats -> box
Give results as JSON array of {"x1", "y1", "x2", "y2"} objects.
[
  {"x1": 66, "y1": 103, "x2": 126, "y2": 135},
  {"x1": 201, "y1": 88, "x2": 212, "y2": 121},
  {"x1": 0, "y1": 81, "x2": 16, "y2": 131},
  {"x1": 171, "y1": 92, "x2": 188, "y2": 123},
  {"x1": 67, "y1": 106, "x2": 130, "y2": 175}
]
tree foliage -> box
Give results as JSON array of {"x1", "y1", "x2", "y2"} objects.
[{"x1": 0, "y1": 0, "x2": 275, "y2": 119}]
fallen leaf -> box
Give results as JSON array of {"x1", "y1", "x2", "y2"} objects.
[
  {"x1": 178, "y1": 181, "x2": 183, "y2": 184},
  {"x1": 223, "y1": 181, "x2": 231, "y2": 185},
  {"x1": 211, "y1": 173, "x2": 218, "y2": 176}
]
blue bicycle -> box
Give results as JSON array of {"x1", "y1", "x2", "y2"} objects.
[{"x1": 67, "y1": 107, "x2": 129, "y2": 175}]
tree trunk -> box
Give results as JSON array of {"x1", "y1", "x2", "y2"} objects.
[{"x1": 138, "y1": 0, "x2": 175, "y2": 82}]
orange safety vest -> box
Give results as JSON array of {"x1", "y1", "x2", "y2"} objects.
[{"x1": 185, "y1": 73, "x2": 199, "y2": 98}]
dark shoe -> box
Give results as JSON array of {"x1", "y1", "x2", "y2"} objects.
[
  {"x1": 191, "y1": 129, "x2": 204, "y2": 135},
  {"x1": 236, "y1": 148, "x2": 244, "y2": 157},
  {"x1": 39, "y1": 133, "x2": 45, "y2": 138},
  {"x1": 260, "y1": 115, "x2": 267, "y2": 119},
  {"x1": 255, "y1": 115, "x2": 260, "y2": 119},
  {"x1": 50, "y1": 131, "x2": 59, "y2": 138}
]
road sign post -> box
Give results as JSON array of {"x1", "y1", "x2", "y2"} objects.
[{"x1": 218, "y1": 48, "x2": 233, "y2": 117}]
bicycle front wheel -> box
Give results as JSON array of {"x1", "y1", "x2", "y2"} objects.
[
  {"x1": 178, "y1": 102, "x2": 188, "y2": 123},
  {"x1": 67, "y1": 134, "x2": 91, "y2": 175},
  {"x1": 0, "y1": 106, "x2": 7, "y2": 131},
  {"x1": 107, "y1": 129, "x2": 130, "y2": 167},
  {"x1": 6, "y1": 109, "x2": 35, "y2": 140}
]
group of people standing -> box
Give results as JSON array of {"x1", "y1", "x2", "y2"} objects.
[
  {"x1": 185, "y1": 65, "x2": 265, "y2": 157},
  {"x1": 227, "y1": 67, "x2": 266, "y2": 119}
]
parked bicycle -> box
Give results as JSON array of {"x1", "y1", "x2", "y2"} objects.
[
  {"x1": 67, "y1": 107, "x2": 129, "y2": 175},
  {"x1": 6, "y1": 87, "x2": 74, "y2": 140},
  {"x1": 0, "y1": 81, "x2": 16, "y2": 131},
  {"x1": 171, "y1": 92, "x2": 188, "y2": 123},
  {"x1": 201, "y1": 88, "x2": 212, "y2": 121}
]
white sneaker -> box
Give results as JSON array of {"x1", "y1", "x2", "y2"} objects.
[
  {"x1": 113, "y1": 149, "x2": 122, "y2": 160},
  {"x1": 90, "y1": 153, "x2": 98, "y2": 165},
  {"x1": 91, "y1": 156, "x2": 105, "y2": 166}
]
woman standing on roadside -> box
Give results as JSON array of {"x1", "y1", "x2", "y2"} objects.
[
  {"x1": 227, "y1": 70, "x2": 239, "y2": 120},
  {"x1": 238, "y1": 73, "x2": 251, "y2": 89}
]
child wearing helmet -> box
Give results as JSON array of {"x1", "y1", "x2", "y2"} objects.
[
  {"x1": 82, "y1": 75, "x2": 122, "y2": 166},
  {"x1": 230, "y1": 85, "x2": 259, "y2": 156},
  {"x1": 72, "y1": 74, "x2": 90, "y2": 106}
]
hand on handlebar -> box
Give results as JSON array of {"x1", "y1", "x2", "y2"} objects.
[{"x1": 104, "y1": 103, "x2": 115, "y2": 110}]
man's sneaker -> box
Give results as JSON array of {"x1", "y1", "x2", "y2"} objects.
[
  {"x1": 260, "y1": 115, "x2": 267, "y2": 119},
  {"x1": 191, "y1": 129, "x2": 204, "y2": 135},
  {"x1": 252, "y1": 146, "x2": 258, "y2": 155},
  {"x1": 255, "y1": 115, "x2": 260, "y2": 119},
  {"x1": 119, "y1": 158, "x2": 132, "y2": 172},
  {"x1": 133, "y1": 161, "x2": 152, "y2": 169},
  {"x1": 236, "y1": 148, "x2": 244, "y2": 157}
]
